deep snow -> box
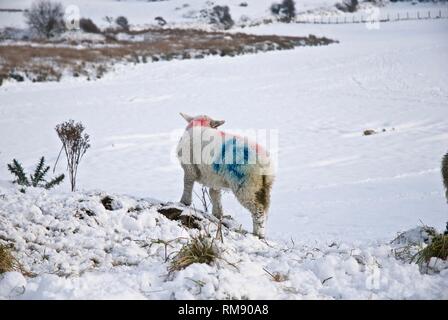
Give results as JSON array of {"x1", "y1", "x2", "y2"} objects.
[{"x1": 0, "y1": 186, "x2": 447, "y2": 299}]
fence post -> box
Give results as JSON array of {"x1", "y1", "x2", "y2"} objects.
[
  {"x1": 397, "y1": 13, "x2": 400, "y2": 21},
  {"x1": 417, "y1": 11, "x2": 420, "y2": 20},
  {"x1": 336, "y1": 17, "x2": 338, "y2": 24},
  {"x1": 428, "y1": 11, "x2": 430, "y2": 19},
  {"x1": 344, "y1": 16, "x2": 347, "y2": 23},
  {"x1": 439, "y1": 10, "x2": 442, "y2": 18},
  {"x1": 387, "y1": 14, "x2": 389, "y2": 21},
  {"x1": 406, "y1": 12, "x2": 409, "y2": 20}
]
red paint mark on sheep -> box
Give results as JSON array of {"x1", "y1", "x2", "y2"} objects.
[{"x1": 186, "y1": 118, "x2": 265, "y2": 156}]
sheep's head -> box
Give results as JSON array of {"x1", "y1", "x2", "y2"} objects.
[{"x1": 180, "y1": 112, "x2": 225, "y2": 129}]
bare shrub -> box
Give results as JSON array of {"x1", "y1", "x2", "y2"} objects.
[
  {"x1": 194, "y1": 186, "x2": 211, "y2": 213},
  {"x1": 335, "y1": 0, "x2": 359, "y2": 13},
  {"x1": 55, "y1": 120, "x2": 90, "y2": 192},
  {"x1": 24, "y1": 0, "x2": 65, "y2": 38},
  {"x1": 169, "y1": 235, "x2": 219, "y2": 273},
  {"x1": 79, "y1": 18, "x2": 101, "y2": 34},
  {"x1": 270, "y1": 0, "x2": 296, "y2": 22},
  {"x1": 103, "y1": 16, "x2": 114, "y2": 26},
  {"x1": 115, "y1": 16, "x2": 130, "y2": 31},
  {"x1": 202, "y1": 5, "x2": 234, "y2": 30}
]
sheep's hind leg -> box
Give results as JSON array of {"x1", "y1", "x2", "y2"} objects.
[
  {"x1": 252, "y1": 209, "x2": 266, "y2": 239},
  {"x1": 209, "y1": 188, "x2": 223, "y2": 219},
  {"x1": 180, "y1": 172, "x2": 195, "y2": 206}
]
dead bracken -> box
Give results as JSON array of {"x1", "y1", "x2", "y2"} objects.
[
  {"x1": 0, "y1": 244, "x2": 15, "y2": 274},
  {"x1": 0, "y1": 29, "x2": 337, "y2": 84},
  {"x1": 0, "y1": 244, "x2": 32, "y2": 276},
  {"x1": 169, "y1": 235, "x2": 220, "y2": 273}
]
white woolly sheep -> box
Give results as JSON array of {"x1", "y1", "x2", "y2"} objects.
[
  {"x1": 176, "y1": 113, "x2": 275, "y2": 238},
  {"x1": 442, "y1": 152, "x2": 448, "y2": 203}
]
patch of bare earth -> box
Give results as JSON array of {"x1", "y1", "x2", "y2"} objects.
[{"x1": 0, "y1": 28, "x2": 337, "y2": 84}]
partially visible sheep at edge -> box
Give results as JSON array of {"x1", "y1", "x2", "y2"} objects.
[{"x1": 442, "y1": 152, "x2": 448, "y2": 203}]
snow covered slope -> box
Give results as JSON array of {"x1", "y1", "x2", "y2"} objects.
[
  {"x1": 0, "y1": 185, "x2": 447, "y2": 299},
  {"x1": 1, "y1": 19, "x2": 447, "y2": 243}
]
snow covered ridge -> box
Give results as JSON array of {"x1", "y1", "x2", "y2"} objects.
[
  {"x1": 0, "y1": 29, "x2": 336, "y2": 85},
  {"x1": 0, "y1": 0, "x2": 446, "y2": 30},
  {"x1": 0, "y1": 185, "x2": 447, "y2": 299}
]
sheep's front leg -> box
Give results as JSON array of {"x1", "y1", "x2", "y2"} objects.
[
  {"x1": 209, "y1": 188, "x2": 223, "y2": 219},
  {"x1": 180, "y1": 172, "x2": 195, "y2": 206}
]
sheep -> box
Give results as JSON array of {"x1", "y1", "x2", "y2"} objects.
[
  {"x1": 442, "y1": 152, "x2": 448, "y2": 235},
  {"x1": 442, "y1": 152, "x2": 448, "y2": 203},
  {"x1": 176, "y1": 113, "x2": 275, "y2": 238}
]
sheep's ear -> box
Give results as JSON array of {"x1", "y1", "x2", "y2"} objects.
[
  {"x1": 180, "y1": 112, "x2": 193, "y2": 122},
  {"x1": 210, "y1": 120, "x2": 225, "y2": 128}
]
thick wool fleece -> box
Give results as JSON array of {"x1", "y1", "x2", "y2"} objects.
[{"x1": 177, "y1": 116, "x2": 274, "y2": 238}]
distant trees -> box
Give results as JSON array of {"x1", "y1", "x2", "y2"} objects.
[
  {"x1": 201, "y1": 5, "x2": 234, "y2": 30},
  {"x1": 24, "y1": 0, "x2": 65, "y2": 38},
  {"x1": 270, "y1": 0, "x2": 296, "y2": 23},
  {"x1": 79, "y1": 18, "x2": 101, "y2": 34},
  {"x1": 335, "y1": 0, "x2": 359, "y2": 13},
  {"x1": 115, "y1": 16, "x2": 130, "y2": 31},
  {"x1": 210, "y1": 6, "x2": 234, "y2": 30}
]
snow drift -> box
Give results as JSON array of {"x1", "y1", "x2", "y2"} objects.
[{"x1": 0, "y1": 185, "x2": 447, "y2": 299}]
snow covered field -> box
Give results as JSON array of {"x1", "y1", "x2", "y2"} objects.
[{"x1": 0, "y1": 0, "x2": 448, "y2": 300}]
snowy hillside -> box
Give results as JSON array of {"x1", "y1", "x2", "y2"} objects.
[
  {"x1": 0, "y1": 185, "x2": 447, "y2": 299},
  {"x1": 0, "y1": 0, "x2": 446, "y2": 29},
  {"x1": 1, "y1": 0, "x2": 448, "y2": 300}
]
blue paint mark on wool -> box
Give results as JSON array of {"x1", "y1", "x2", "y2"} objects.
[{"x1": 212, "y1": 137, "x2": 251, "y2": 184}]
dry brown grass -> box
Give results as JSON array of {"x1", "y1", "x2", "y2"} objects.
[
  {"x1": 0, "y1": 244, "x2": 16, "y2": 274},
  {"x1": 0, "y1": 28, "x2": 336, "y2": 83},
  {"x1": 413, "y1": 234, "x2": 448, "y2": 265},
  {"x1": 0, "y1": 243, "x2": 33, "y2": 276},
  {"x1": 169, "y1": 234, "x2": 219, "y2": 273}
]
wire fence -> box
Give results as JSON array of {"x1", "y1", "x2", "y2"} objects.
[{"x1": 296, "y1": 9, "x2": 448, "y2": 25}]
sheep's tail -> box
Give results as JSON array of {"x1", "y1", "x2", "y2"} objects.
[
  {"x1": 256, "y1": 174, "x2": 274, "y2": 212},
  {"x1": 442, "y1": 152, "x2": 448, "y2": 202}
]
